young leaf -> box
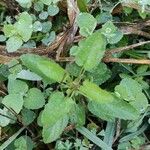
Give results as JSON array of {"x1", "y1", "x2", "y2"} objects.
[
  {"x1": 115, "y1": 77, "x2": 148, "y2": 113},
  {"x1": 2, "y1": 94, "x2": 24, "y2": 114},
  {"x1": 77, "y1": 13, "x2": 97, "y2": 37},
  {"x1": 42, "y1": 116, "x2": 68, "y2": 143},
  {"x1": 41, "y1": 92, "x2": 74, "y2": 127},
  {"x1": 20, "y1": 54, "x2": 70, "y2": 83},
  {"x1": 79, "y1": 80, "x2": 139, "y2": 120},
  {"x1": 24, "y1": 88, "x2": 45, "y2": 110},
  {"x1": 74, "y1": 31, "x2": 106, "y2": 71},
  {"x1": 6, "y1": 36, "x2": 23, "y2": 52}
]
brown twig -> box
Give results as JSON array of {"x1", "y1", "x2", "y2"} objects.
[
  {"x1": 105, "y1": 40, "x2": 150, "y2": 55},
  {"x1": 103, "y1": 58, "x2": 150, "y2": 64}
]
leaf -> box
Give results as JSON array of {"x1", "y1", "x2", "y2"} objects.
[
  {"x1": 15, "y1": 0, "x2": 32, "y2": 8},
  {"x1": 47, "y1": 5, "x2": 59, "y2": 16},
  {"x1": 76, "y1": 127, "x2": 113, "y2": 150},
  {"x1": 20, "y1": 54, "x2": 70, "y2": 83},
  {"x1": 8, "y1": 77, "x2": 28, "y2": 95},
  {"x1": 6, "y1": 36, "x2": 23, "y2": 52},
  {"x1": 33, "y1": 21, "x2": 42, "y2": 32},
  {"x1": 3, "y1": 24, "x2": 16, "y2": 37},
  {"x1": 41, "y1": 92, "x2": 74, "y2": 127},
  {"x1": 0, "y1": 35, "x2": 6, "y2": 42},
  {"x1": 77, "y1": 0, "x2": 88, "y2": 12},
  {"x1": 0, "y1": 127, "x2": 25, "y2": 150},
  {"x1": 2, "y1": 94, "x2": 24, "y2": 114},
  {"x1": 40, "y1": 0, "x2": 52, "y2": 5},
  {"x1": 24, "y1": 88, "x2": 45, "y2": 110},
  {"x1": 0, "y1": 108, "x2": 11, "y2": 127},
  {"x1": 86, "y1": 63, "x2": 111, "y2": 85},
  {"x1": 21, "y1": 109, "x2": 36, "y2": 125},
  {"x1": 115, "y1": 77, "x2": 148, "y2": 113},
  {"x1": 14, "y1": 136, "x2": 34, "y2": 150},
  {"x1": 103, "y1": 122, "x2": 116, "y2": 147},
  {"x1": 101, "y1": 21, "x2": 123, "y2": 44},
  {"x1": 17, "y1": 70, "x2": 42, "y2": 81},
  {"x1": 70, "y1": 103, "x2": 85, "y2": 127},
  {"x1": 74, "y1": 31, "x2": 106, "y2": 71},
  {"x1": 66, "y1": 63, "x2": 82, "y2": 77},
  {"x1": 34, "y1": 1, "x2": 44, "y2": 12},
  {"x1": 39, "y1": 11, "x2": 49, "y2": 20},
  {"x1": 0, "y1": 64, "x2": 10, "y2": 81},
  {"x1": 79, "y1": 80, "x2": 139, "y2": 121},
  {"x1": 77, "y1": 13, "x2": 97, "y2": 37},
  {"x1": 42, "y1": 116, "x2": 68, "y2": 143},
  {"x1": 14, "y1": 12, "x2": 33, "y2": 42}
]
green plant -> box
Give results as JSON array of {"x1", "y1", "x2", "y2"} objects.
[{"x1": 0, "y1": 0, "x2": 150, "y2": 149}]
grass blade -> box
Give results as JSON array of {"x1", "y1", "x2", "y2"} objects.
[
  {"x1": 77, "y1": 127, "x2": 113, "y2": 150},
  {"x1": 103, "y1": 121, "x2": 116, "y2": 147}
]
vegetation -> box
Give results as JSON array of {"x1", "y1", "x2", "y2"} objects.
[{"x1": 0, "y1": 0, "x2": 150, "y2": 149}]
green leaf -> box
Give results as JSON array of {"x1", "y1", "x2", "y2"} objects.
[
  {"x1": 79, "y1": 80, "x2": 139, "y2": 121},
  {"x1": 39, "y1": 11, "x2": 49, "y2": 20},
  {"x1": 33, "y1": 21, "x2": 42, "y2": 32},
  {"x1": 24, "y1": 88, "x2": 45, "y2": 110},
  {"x1": 34, "y1": 1, "x2": 44, "y2": 12},
  {"x1": 42, "y1": 116, "x2": 68, "y2": 143},
  {"x1": 14, "y1": 136, "x2": 34, "y2": 150},
  {"x1": 86, "y1": 63, "x2": 111, "y2": 85},
  {"x1": 0, "y1": 108, "x2": 11, "y2": 127},
  {"x1": 0, "y1": 64, "x2": 10, "y2": 81},
  {"x1": 17, "y1": 70, "x2": 42, "y2": 81},
  {"x1": 40, "y1": 0, "x2": 52, "y2": 5},
  {"x1": 2, "y1": 94, "x2": 24, "y2": 114},
  {"x1": 14, "y1": 12, "x2": 33, "y2": 42},
  {"x1": 20, "y1": 54, "x2": 70, "y2": 83},
  {"x1": 77, "y1": 13, "x2": 97, "y2": 37},
  {"x1": 41, "y1": 92, "x2": 74, "y2": 127},
  {"x1": 21, "y1": 109, "x2": 36, "y2": 125},
  {"x1": 0, "y1": 35, "x2": 6, "y2": 42},
  {"x1": 101, "y1": 21, "x2": 123, "y2": 44},
  {"x1": 6, "y1": 36, "x2": 23, "y2": 52},
  {"x1": 15, "y1": 0, "x2": 32, "y2": 8},
  {"x1": 77, "y1": 0, "x2": 88, "y2": 12},
  {"x1": 8, "y1": 78, "x2": 28, "y2": 95},
  {"x1": 47, "y1": 5, "x2": 59, "y2": 16},
  {"x1": 115, "y1": 77, "x2": 148, "y2": 113},
  {"x1": 41, "y1": 21, "x2": 52, "y2": 33},
  {"x1": 70, "y1": 104, "x2": 85, "y2": 127},
  {"x1": 66, "y1": 63, "x2": 82, "y2": 77},
  {"x1": 3, "y1": 24, "x2": 16, "y2": 37},
  {"x1": 74, "y1": 31, "x2": 106, "y2": 71}
]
